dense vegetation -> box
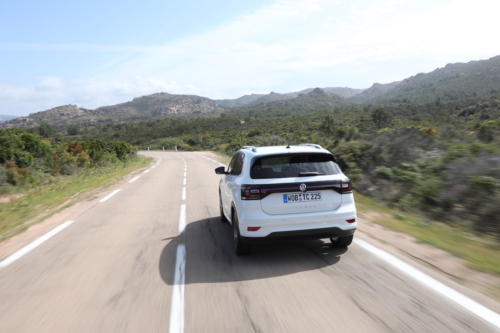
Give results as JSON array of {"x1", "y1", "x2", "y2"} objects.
[
  {"x1": 0, "y1": 128, "x2": 137, "y2": 192},
  {"x1": 41, "y1": 92, "x2": 498, "y2": 240}
]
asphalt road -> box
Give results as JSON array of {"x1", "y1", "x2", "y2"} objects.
[{"x1": 0, "y1": 151, "x2": 498, "y2": 332}]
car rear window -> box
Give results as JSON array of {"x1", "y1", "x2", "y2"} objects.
[{"x1": 250, "y1": 153, "x2": 341, "y2": 179}]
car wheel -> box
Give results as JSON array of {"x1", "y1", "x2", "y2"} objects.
[
  {"x1": 330, "y1": 235, "x2": 353, "y2": 247},
  {"x1": 232, "y1": 211, "x2": 252, "y2": 255},
  {"x1": 220, "y1": 194, "x2": 228, "y2": 223}
]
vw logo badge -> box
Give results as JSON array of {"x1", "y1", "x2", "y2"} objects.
[{"x1": 300, "y1": 183, "x2": 307, "y2": 192}]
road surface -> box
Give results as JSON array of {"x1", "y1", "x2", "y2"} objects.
[{"x1": 0, "y1": 151, "x2": 498, "y2": 332}]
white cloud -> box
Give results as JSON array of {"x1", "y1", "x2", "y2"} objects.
[
  {"x1": 2, "y1": 0, "x2": 500, "y2": 116},
  {"x1": 0, "y1": 77, "x2": 198, "y2": 116}
]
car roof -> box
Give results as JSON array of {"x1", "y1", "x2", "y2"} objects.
[{"x1": 238, "y1": 144, "x2": 331, "y2": 157}]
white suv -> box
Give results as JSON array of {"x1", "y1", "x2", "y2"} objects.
[{"x1": 215, "y1": 144, "x2": 357, "y2": 255}]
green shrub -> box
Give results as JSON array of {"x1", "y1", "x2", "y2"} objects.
[
  {"x1": 0, "y1": 165, "x2": 6, "y2": 189},
  {"x1": 0, "y1": 129, "x2": 52, "y2": 168},
  {"x1": 375, "y1": 166, "x2": 393, "y2": 180}
]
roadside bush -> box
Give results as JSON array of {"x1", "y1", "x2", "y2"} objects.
[
  {"x1": 81, "y1": 139, "x2": 136, "y2": 164},
  {"x1": 375, "y1": 166, "x2": 394, "y2": 180},
  {"x1": 2, "y1": 161, "x2": 30, "y2": 186},
  {"x1": 0, "y1": 165, "x2": 6, "y2": 189},
  {"x1": 0, "y1": 129, "x2": 52, "y2": 168}
]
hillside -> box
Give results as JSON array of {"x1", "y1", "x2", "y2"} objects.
[
  {"x1": 1, "y1": 92, "x2": 223, "y2": 131},
  {"x1": 226, "y1": 88, "x2": 351, "y2": 118},
  {"x1": 286, "y1": 87, "x2": 365, "y2": 98},
  {"x1": 214, "y1": 94, "x2": 264, "y2": 108},
  {"x1": 349, "y1": 82, "x2": 401, "y2": 103},
  {"x1": 0, "y1": 115, "x2": 18, "y2": 123},
  {"x1": 246, "y1": 92, "x2": 292, "y2": 106},
  {"x1": 95, "y1": 92, "x2": 222, "y2": 118},
  {"x1": 1, "y1": 105, "x2": 101, "y2": 131},
  {"x1": 351, "y1": 55, "x2": 500, "y2": 104}
]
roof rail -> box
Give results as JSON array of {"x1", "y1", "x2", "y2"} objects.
[
  {"x1": 242, "y1": 146, "x2": 258, "y2": 152},
  {"x1": 299, "y1": 143, "x2": 323, "y2": 149}
]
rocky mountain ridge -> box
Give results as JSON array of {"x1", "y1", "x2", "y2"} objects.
[
  {"x1": 0, "y1": 115, "x2": 19, "y2": 123},
  {"x1": 1, "y1": 93, "x2": 223, "y2": 131},
  {"x1": 350, "y1": 55, "x2": 500, "y2": 103}
]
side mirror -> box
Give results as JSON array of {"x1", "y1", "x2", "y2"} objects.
[{"x1": 215, "y1": 166, "x2": 227, "y2": 175}]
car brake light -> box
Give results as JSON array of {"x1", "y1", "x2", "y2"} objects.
[
  {"x1": 346, "y1": 219, "x2": 356, "y2": 223},
  {"x1": 247, "y1": 227, "x2": 261, "y2": 231},
  {"x1": 241, "y1": 185, "x2": 262, "y2": 200},
  {"x1": 341, "y1": 180, "x2": 352, "y2": 193}
]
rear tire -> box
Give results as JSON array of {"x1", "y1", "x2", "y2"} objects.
[
  {"x1": 330, "y1": 235, "x2": 353, "y2": 247},
  {"x1": 232, "y1": 211, "x2": 252, "y2": 255},
  {"x1": 220, "y1": 194, "x2": 228, "y2": 223}
]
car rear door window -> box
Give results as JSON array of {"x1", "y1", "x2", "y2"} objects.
[
  {"x1": 250, "y1": 153, "x2": 340, "y2": 179},
  {"x1": 231, "y1": 153, "x2": 244, "y2": 175}
]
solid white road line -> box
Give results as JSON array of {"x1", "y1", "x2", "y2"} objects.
[
  {"x1": 0, "y1": 221, "x2": 75, "y2": 268},
  {"x1": 181, "y1": 187, "x2": 186, "y2": 201},
  {"x1": 169, "y1": 244, "x2": 186, "y2": 333},
  {"x1": 129, "y1": 176, "x2": 140, "y2": 183},
  {"x1": 178, "y1": 204, "x2": 186, "y2": 233},
  {"x1": 99, "y1": 189, "x2": 121, "y2": 203},
  {"x1": 183, "y1": 178, "x2": 186, "y2": 185},
  {"x1": 354, "y1": 239, "x2": 500, "y2": 329}
]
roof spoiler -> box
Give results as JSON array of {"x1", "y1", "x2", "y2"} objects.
[
  {"x1": 242, "y1": 146, "x2": 258, "y2": 152},
  {"x1": 299, "y1": 143, "x2": 323, "y2": 149}
]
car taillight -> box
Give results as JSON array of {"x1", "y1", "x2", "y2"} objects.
[
  {"x1": 241, "y1": 185, "x2": 262, "y2": 200},
  {"x1": 341, "y1": 180, "x2": 352, "y2": 193}
]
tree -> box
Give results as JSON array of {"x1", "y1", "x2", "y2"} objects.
[
  {"x1": 38, "y1": 124, "x2": 57, "y2": 138},
  {"x1": 320, "y1": 115, "x2": 336, "y2": 136},
  {"x1": 67, "y1": 125, "x2": 81, "y2": 135},
  {"x1": 371, "y1": 108, "x2": 393, "y2": 129}
]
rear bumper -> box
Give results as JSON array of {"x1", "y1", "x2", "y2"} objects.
[{"x1": 241, "y1": 227, "x2": 356, "y2": 243}]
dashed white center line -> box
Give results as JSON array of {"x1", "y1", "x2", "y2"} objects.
[
  {"x1": 181, "y1": 187, "x2": 186, "y2": 201},
  {"x1": 129, "y1": 176, "x2": 140, "y2": 183},
  {"x1": 183, "y1": 172, "x2": 186, "y2": 177},
  {"x1": 99, "y1": 189, "x2": 121, "y2": 203},
  {"x1": 178, "y1": 204, "x2": 186, "y2": 233},
  {"x1": 183, "y1": 178, "x2": 186, "y2": 185},
  {"x1": 169, "y1": 244, "x2": 186, "y2": 333},
  {"x1": 0, "y1": 220, "x2": 75, "y2": 268},
  {"x1": 143, "y1": 169, "x2": 150, "y2": 173},
  {"x1": 354, "y1": 239, "x2": 500, "y2": 329}
]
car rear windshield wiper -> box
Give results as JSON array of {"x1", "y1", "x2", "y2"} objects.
[{"x1": 298, "y1": 172, "x2": 325, "y2": 177}]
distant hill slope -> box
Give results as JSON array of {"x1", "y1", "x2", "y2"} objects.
[
  {"x1": 349, "y1": 82, "x2": 401, "y2": 103},
  {"x1": 352, "y1": 55, "x2": 500, "y2": 104},
  {"x1": 214, "y1": 94, "x2": 264, "y2": 108},
  {"x1": 246, "y1": 92, "x2": 292, "y2": 106},
  {"x1": 286, "y1": 87, "x2": 365, "y2": 98},
  {"x1": 1, "y1": 92, "x2": 223, "y2": 131},
  {"x1": 0, "y1": 115, "x2": 18, "y2": 123},
  {"x1": 227, "y1": 88, "x2": 351, "y2": 117}
]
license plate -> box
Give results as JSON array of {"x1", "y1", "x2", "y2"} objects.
[{"x1": 283, "y1": 192, "x2": 321, "y2": 203}]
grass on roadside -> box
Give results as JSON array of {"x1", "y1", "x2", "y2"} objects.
[
  {"x1": 0, "y1": 155, "x2": 152, "y2": 243},
  {"x1": 207, "y1": 151, "x2": 231, "y2": 165},
  {"x1": 354, "y1": 192, "x2": 500, "y2": 275}
]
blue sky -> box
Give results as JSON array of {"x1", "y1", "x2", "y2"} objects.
[{"x1": 1, "y1": 0, "x2": 500, "y2": 116}]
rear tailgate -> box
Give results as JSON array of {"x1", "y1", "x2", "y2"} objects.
[{"x1": 260, "y1": 181, "x2": 342, "y2": 215}]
